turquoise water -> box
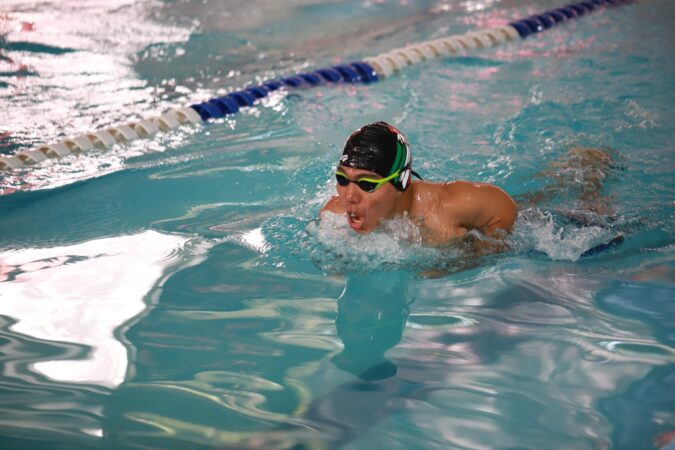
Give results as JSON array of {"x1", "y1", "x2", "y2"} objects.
[{"x1": 1, "y1": 1, "x2": 674, "y2": 449}]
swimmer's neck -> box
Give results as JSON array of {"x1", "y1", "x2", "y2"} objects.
[{"x1": 390, "y1": 184, "x2": 415, "y2": 217}]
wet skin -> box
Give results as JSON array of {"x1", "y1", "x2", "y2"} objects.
[{"x1": 321, "y1": 166, "x2": 517, "y2": 249}]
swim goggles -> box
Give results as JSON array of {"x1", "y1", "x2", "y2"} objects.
[{"x1": 335, "y1": 170, "x2": 400, "y2": 193}]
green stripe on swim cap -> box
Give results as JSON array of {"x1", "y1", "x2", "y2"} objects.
[
  {"x1": 389, "y1": 140, "x2": 404, "y2": 176},
  {"x1": 398, "y1": 141, "x2": 408, "y2": 172}
]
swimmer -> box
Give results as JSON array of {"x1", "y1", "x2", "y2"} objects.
[{"x1": 320, "y1": 121, "x2": 517, "y2": 252}]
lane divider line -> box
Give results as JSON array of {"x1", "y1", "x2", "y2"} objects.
[{"x1": 0, "y1": 0, "x2": 632, "y2": 171}]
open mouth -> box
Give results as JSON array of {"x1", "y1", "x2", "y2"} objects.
[{"x1": 347, "y1": 211, "x2": 365, "y2": 231}]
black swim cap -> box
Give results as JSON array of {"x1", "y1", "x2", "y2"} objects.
[{"x1": 339, "y1": 121, "x2": 419, "y2": 191}]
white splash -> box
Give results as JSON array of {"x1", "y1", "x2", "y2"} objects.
[
  {"x1": 514, "y1": 210, "x2": 614, "y2": 262},
  {"x1": 308, "y1": 212, "x2": 452, "y2": 272}
]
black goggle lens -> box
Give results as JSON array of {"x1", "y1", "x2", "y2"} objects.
[
  {"x1": 335, "y1": 172, "x2": 349, "y2": 186},
  {"x1": 357, "y1": 181, "x2": 378, "y2": 192},
  {"x1": 335, "y1": 172, "x2": 378, "y2": 193}
]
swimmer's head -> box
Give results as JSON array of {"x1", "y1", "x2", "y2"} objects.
[
  {"x1": 334, "y1": 122, "x2": 423, "y2": 233},
  {"x1": 339, "y1": 121, "x2": 413, "y2": 191}
]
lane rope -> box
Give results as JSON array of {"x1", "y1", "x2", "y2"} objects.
[{"x1": 0, "y1": 0, "x2": 633, "y2": 171}]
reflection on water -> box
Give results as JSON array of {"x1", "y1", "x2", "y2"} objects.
[
  {"x1": 287, "y1": 265, "x2": 673, "y2": 450},
  {"x1": 97, "y1": 240, "x2": 342, "y2": 449},
  {"x1": 0, "y1": 0, "x2": 192, "y2": 144},
  {"x1": 0, "y1": 0, "x2": 673, "y2": 448},
  {"x1": 0, "y1": 0, "x2": 196, "y2": 194},
  {"x1": 332, "y1": 273, "x2": 411, "y2": 381},
  {"x1": 286, "y1": 272, "x2": 416, "y2": 449},
  {"x1": 4, "y1": 235, "x2": 666, "y2": 449},
  {"x1": 595, "y1": 266, "x2": 675, "y2": 449},
  {"x1": 0, "y1": 230, "x2": 189, "y2": 387}
]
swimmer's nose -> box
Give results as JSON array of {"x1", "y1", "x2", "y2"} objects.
[{"x1": 345, "y1": 182, "x2": 361, "y2": 203}]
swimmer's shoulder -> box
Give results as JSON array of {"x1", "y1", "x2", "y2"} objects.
[
  {"x1": 431, "y1": 180, "x2": 517, "y2": 232},
  {"x1": 412, "y1": 179, "x2": 474, "y2": 195},
  {"x1": 410, "y1": 180, "x2": 472, "y2": 208},
  {"x1": 409, "y1": 181, "x2": 457, "y2": 227},
  {"x1": 409, "y1": 181, "x2": 443, "y2": 213},
  {"x1": 438, "y1": 180, "x2": 514, "y2": 205},
  {"x1": 409, "y1": 181, "x2": 468, "y2": 242}
]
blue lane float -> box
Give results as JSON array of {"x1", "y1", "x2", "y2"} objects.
[
  {"x1": 508, "y1": 0, "x2": 632, "y2": 38},
  {"x1": 188, "y1": 62, "x2": 377, "y2": 121},
  {"x1": 0, "y1": 0, "x2": 633, "y2": 170}
]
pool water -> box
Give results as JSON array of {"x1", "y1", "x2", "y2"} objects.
[{"x1": 1, "y1": 1, "x2": 674, "y2": 449}]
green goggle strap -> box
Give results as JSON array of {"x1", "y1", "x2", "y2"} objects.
[{"x1": 336, "y1": 170, "x2": 401, "y2": 191}]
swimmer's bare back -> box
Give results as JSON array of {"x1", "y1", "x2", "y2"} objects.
[{"x1": 407, "y1": 180, "x2": 517, "y2": 250}]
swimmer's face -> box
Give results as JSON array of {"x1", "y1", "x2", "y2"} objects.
[{"x1": 336, "y1": 166, "x2": 400, "y2": 233}]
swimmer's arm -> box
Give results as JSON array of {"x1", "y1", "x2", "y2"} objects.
[{"x1": 452, "y1": 182, "x2": 517, "y2": 254}]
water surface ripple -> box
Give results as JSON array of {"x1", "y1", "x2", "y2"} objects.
[{"x1": 0, "y1": 1, "x2": 674, "y2": 449}]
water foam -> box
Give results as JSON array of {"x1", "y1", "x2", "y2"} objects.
[
  {"x1": 305, "y1": 212, "x2": 467, "y2": 274},
  {"x1": 512, "y1": 208, "x2": 619, "y2": 262},
  {"x1": 257, "y1": 204, "x2": 624, "y2": 275}
]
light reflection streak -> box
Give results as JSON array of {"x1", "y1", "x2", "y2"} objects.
[
  {"x1": 0, "y1": 230, "x2": 189, "y2": 387},
  {"x1": 0, "y1": 1, "x2": 196, "y2": 194},
  {"x1": 2, "y1": 1, "x2": 192, "y2": 136},
  {"x1": 125, "y1": 411, "x2": 322, "y2": 447},
  {"x1": 396, "y1": 267, "x2": 673, "y2": 447}
]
